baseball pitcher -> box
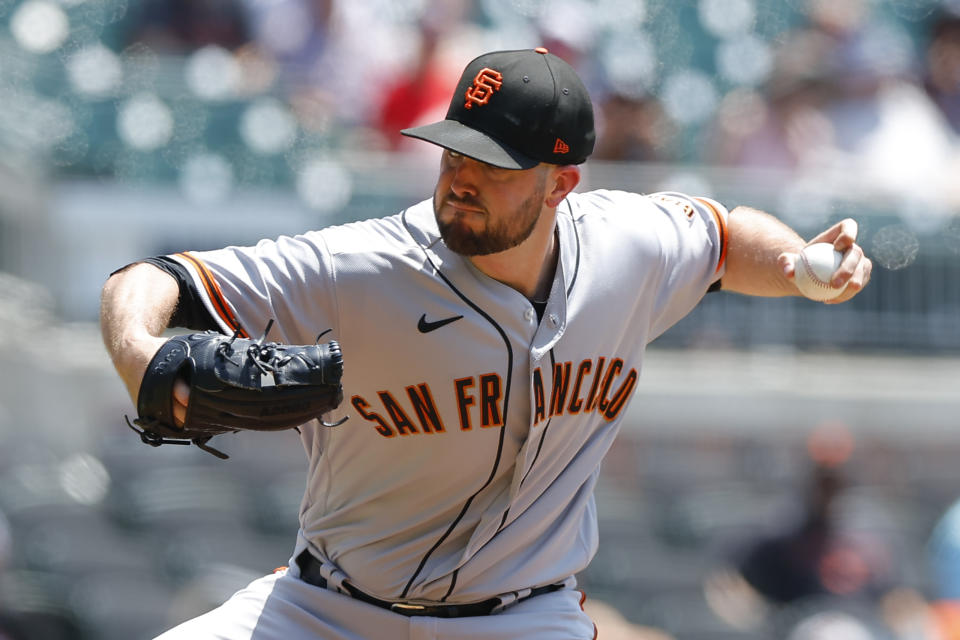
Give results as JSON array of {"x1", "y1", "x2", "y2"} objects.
[{"x1": 100, "y1": 48, "x2": 872, "y2": 639}]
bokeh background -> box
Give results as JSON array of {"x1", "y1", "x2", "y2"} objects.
[{"x1": 0, "y1": 0, "x2": 959, "y2": 638}]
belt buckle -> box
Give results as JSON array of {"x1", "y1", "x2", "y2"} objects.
[{"x1": 390, "y1": 602, "x2": 428, "y2": 614}]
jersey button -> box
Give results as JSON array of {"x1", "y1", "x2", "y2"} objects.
[
  {"x1": 548, "y1": 313, "x2": 559, "y2": 327},
  {"x1": 524, "y1": 308, "x2": 536, "y2": 322}
]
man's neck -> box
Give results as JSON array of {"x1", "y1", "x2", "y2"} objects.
[{"x1": 469, "y1": 208, "x2": 558, "y2": 301}]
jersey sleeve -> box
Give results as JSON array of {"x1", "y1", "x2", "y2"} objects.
[
  {"x1": 142, "y1": 256, "x2": 220, "y2": 331},
  {"x1": 166, "y1": 231, "x2": 340, "y2": 345},
  {"x1": 644, "y1": 191, "x2": 729, "y2": 340}
]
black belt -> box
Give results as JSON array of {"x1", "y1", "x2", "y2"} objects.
[{"x1": 295, "y1": 550, "x2": 563, "y2": 618}]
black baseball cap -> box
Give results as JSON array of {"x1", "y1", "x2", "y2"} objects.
[{"x1": 401, "y1": 47, "x2": 595, "y2": 169}]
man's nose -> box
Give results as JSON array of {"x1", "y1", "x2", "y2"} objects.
[{"x1": 449, "y1": 157, "x2": 481, "y2": 196}]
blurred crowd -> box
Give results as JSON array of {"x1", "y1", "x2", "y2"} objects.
[
  {"x1": 701, "y1": 426, "x2": 960, "y2": 640},
  {"x1": 3, "y1": 0, "x2": 958, "y2": 215},
  {"x1": 108, "y1": 0, "x2": 960, "y2": 205}
]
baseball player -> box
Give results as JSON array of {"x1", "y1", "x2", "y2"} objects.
[{"x1": 100, "y1": 48, "x2": 872, "y2": 639}]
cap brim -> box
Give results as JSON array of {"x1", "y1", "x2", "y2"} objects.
[{"x1": 400, "y1": 120, "x2": 538, "y2": 170}]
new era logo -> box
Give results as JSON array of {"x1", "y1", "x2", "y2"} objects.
[{"x1": 553, "y1": 138, "x2": 570, "y2": 154}]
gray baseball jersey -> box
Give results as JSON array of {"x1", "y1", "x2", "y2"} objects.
[{"x1": 166, "y1": 189, "x2": 727, "y2": 610}]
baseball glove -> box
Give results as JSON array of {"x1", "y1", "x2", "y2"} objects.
[{"x1": 126, "y1": 322, "x2": 345, "y2": 459}]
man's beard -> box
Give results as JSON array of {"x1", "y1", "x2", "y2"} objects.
[{"x1": 434, "y1": 181, "x2": 546, "y2": 256}]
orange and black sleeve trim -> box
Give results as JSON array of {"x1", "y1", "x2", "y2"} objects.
[
  {"x1": 694, "y1": 197, "x2": 729, "y2": 274},
  {"x1": 174, "y1": 252, "x2": 249, "y2": 338},
  {"x1": 694, "y1": 197, "x2": 729, "y2": 293}
]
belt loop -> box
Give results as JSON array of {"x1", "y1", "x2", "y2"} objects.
[
  {"x1": 489, "y1": 593, "x2": 514, "y2": 614},
  {"x1": 297, "y1": 549, "x2": 350, "y2": 594}
]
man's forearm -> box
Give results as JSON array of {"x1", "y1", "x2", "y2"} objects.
[
  {"x1": 720, "y1": 206, "x2": 806, "y2": 297},
  {"x1": 100, "y1": 262, "x2": 180, "y2": 402}
]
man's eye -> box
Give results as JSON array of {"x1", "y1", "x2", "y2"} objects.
[{"x1": 449, "y1": 150, "x2": 462, "y2": 158}]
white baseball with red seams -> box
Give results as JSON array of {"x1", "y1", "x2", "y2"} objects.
[{"x1": 795, "y1": 243, "x2": 848, "y2": 301}]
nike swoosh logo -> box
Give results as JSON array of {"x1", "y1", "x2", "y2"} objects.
[{"x1": 417, "y1": 314, "x2": 464, "y2": 333}]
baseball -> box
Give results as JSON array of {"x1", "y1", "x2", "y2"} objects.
[{"x1": 794, "y1": 243, "x2": 848, "y2": 301}]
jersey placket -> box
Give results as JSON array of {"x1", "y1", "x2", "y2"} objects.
[{"x1": 446, "y1": 243, "x2": 571, "y2": 564}]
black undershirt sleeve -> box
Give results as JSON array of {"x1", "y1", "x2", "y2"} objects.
[{"x1": 141, "y1": 256, "x2": 220, "y2": 331}]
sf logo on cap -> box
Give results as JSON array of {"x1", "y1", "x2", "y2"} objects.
[{"x1": 464, "y1": 68, "x2": 503, "y2": 109}]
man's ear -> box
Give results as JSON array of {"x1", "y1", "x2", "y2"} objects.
[{"x1": 545, "y1": 165, "x2": 581, "y2": 208}]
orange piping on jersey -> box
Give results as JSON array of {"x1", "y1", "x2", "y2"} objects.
[
  {"x1": 695, "y1": 197, "x2": 729, "y2": 273},
  {"x1": 578, "y1": 591, "x2": 599, "y2": 639},
  {"x1": 176, "y1": 251, "x2": 249, "y2": 338}
]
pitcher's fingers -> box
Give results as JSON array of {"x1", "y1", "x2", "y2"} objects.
[
  {"x1": 173, "y1": 378, "x2": 190, "y2": 428},
  {"x1": 809, "y1": 218, "x2": 859, "y2": 250},
  {"x1": 779, "y1": 252, "x2": 798, "y2": 279},
  {"x1": 831, "y1": 218, "x2": 859, "y2": 251},
  {"x1": 833, "y1": 242, "x2": 866, "y2": 287},
  {"x1": 825, "y1": 254, "x2": 873, "y2": 304}
]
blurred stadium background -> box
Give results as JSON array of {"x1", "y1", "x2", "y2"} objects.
[{"x1": 0, "y1": 0, "x2": 959, "y2": 638}]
